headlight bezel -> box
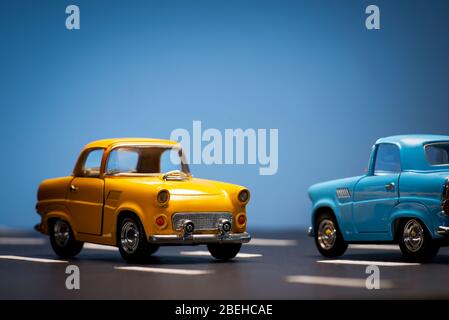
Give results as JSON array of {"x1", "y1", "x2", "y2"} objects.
[
  {"x1": 237, "y1": 189, "x2": 250, "y2": 204},
  {"x1": 157, "y1": 189, "x2": 170, "y2": 206}
]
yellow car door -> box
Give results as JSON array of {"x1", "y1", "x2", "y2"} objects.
[{"x1": 67, "y1": 148, "x2": 105, "y2": 235}]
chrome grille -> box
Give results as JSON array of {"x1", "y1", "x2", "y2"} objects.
[{"x1": 172, "y1": 212, "x2": 233, "y2": 231}]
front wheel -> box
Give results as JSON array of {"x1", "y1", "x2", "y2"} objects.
[
  {"x1": 207, "y1": 243, "x2": 241, "y2": 260},
  {"x1": 49, "y1": 219, "x2": 84, "y2": 258},
  {"x1": 118, "y1": 215, "x2": 159, "y2": 263},
  {"x1": 314, "y1": 212, "x2": 348, "y2": 258},
  {"x1": 398, "y1": 219, "x2": 439, "y2": 262}
]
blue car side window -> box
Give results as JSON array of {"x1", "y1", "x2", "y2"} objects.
[
  {"x1": 425, "y1": 143, "x2": 449, "y2": 166},
  {"x1": 373, "y1": 144, "x2": 401, "y2": 175}
]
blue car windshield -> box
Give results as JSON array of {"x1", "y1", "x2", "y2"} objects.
[{"x1": 425, "y1": 143, "x2": 449, "y2": 166}]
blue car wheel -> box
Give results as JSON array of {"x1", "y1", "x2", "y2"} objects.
[
  {"x1": 314, "y1": 212, "x2": 348, "y2": 258},
  {"x1": 398, "y1": 218, "x2": 439, "y2": 262}
]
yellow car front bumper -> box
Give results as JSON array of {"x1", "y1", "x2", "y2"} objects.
[{"x1": 148, "y1": 232, "x2": 251, "y2": 245}]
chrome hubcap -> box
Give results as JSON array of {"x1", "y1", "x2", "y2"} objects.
[
  {"x1": 403, "y1": 219, "x2": 424, "y2": 252},
  {"x1": 54, "y1": 220, "x2": 70, "y2": 247},
  {"x1": 317, "y1": 219, "x2": 337, "y2": 250},
  {"x1": 120, "y1": 220, "x2": 140, "y2": 254}
]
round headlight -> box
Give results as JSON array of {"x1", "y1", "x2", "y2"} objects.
[
  {"x1": 157, "y1": 189, "x2": 170, "y2": 205},
  {"x1": 238, "y1": 189, "x2": 250, "y2": 203}
]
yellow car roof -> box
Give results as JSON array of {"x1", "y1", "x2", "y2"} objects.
[{"x1": 84, "y1": 138, "x2": 178, "y2": 149}]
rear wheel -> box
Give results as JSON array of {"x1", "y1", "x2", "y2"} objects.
[
  {"x1": 398, "y1": 218, "x2": 439, "y2": 262},
  {"x1": 314, "y1": 212, "x2": 348, "y2": 258},
  {"x1": 118, "y1": 215, "x2": 159, "y2": 263},
  {"x1": 49, "y1": 219, "x2": 84, "y2": 258},
  {"x1": 207, "y1": 243, "x2": 241, "y2": 260}
]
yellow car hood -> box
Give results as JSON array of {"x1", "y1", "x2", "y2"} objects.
[{"x1": 121, "y1": 176, "x2": 227, "y2": 196}]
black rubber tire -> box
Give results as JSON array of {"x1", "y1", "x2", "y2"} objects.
[
  {"x1": 207, "y1": 243, "x2": 241, "y2": 260},
  {"x1": 314, "y1": 212, "x2": 348, "y2": 258},
  {"x1": 49, "y1": 219, "x2": 84, "y2": 258},
  {"x1": 117, "y1": 214, "x2": 159, "y2": 263},
  {"x1": 398, "y1": 219, "x2": 439, "y2": 263}
]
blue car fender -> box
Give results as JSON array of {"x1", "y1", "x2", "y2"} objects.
[
  {"x1": 311, "y1": 198, "x2": 353, "y2": 241},
  {"x1": 389, "y1": 201, "x2": 434, "y2": 238}
]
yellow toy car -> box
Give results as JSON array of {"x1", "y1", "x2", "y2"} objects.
[{"x1": 35, "y1": 138, "x2": 250, "y2": 262}]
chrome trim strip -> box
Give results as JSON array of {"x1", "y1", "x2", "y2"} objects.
[
  {"x1": 437, "y1": 226, "x2": 449, "y2": 235},
  {"x1": 336, "y1": 188, "x2": 351, "y2": 199},
  {"x1": 148, "y1": 232, "x2": 251, "y2": 244}
]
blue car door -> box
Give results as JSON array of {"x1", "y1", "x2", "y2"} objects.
[{"x1": 352, "y1": 143, "x2": 400, "y2": 233}]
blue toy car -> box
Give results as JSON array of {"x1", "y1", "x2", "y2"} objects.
[{"x1": 308, "y1": 135, "x2": 449, "y2": 262}]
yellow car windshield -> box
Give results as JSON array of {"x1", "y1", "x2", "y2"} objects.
[{"x1": 106, "y1": 146, "x2": 190, "y2": 176}]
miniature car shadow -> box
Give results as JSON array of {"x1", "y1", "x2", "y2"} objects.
[
  {"x1": 427, "y1": 254, "x2": 449, "y2": 264},
  {"x1": 342, "y1": 252, "x2": 407, "y2": 262},
  {"x1": 75, "y1": 252, "x2": 248, "y2": 265},
  {"x1": 311, "y1": 252, "x2": 449, "y2": 264},
  {"x1": 306, "y1": 252, "x2": 407, "y2": 262},
  {"x1": 344, "y1": 252, "x2": 449, "y2": 264}
]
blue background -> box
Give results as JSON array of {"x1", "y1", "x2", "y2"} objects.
[{"x1": 1, "y1": 0, "x2": 449, "y2": 229}]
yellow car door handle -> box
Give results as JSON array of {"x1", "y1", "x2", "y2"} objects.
[{"x1": 69, "y1": 185, "x2": 79, "y2": 192}]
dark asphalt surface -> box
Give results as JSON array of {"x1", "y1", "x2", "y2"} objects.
[{"x1": 1, "y1": 229, "x2": 449, "y2": 299}]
